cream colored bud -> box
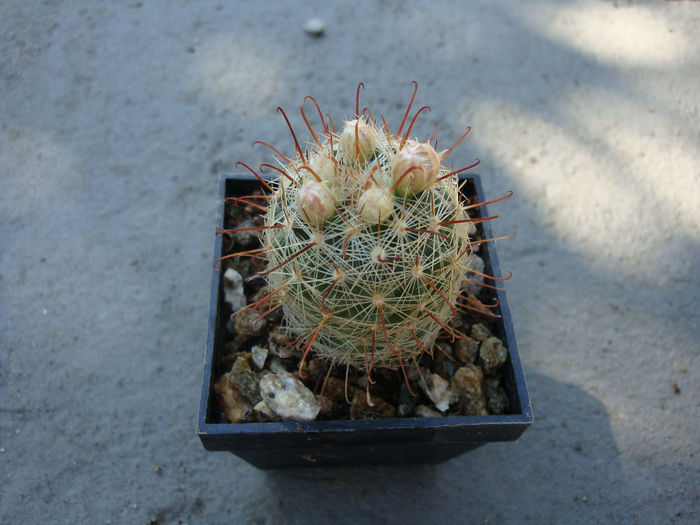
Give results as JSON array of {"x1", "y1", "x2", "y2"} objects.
[
  {"x1": 357, "y1": 186, "x2": 394, "y2": 223},
  {"x1": 340, "y1": 118, "x2": 377, "y2": 162},
  {"x1": 307, "y1": 153, "x2": 336, "y2": 186},
  {"x1": 391, "y1": 140, "x2": 441, "y2": 195},
  {"x1": 297, "y1": 181, "x2": 335, "y2": 225}
]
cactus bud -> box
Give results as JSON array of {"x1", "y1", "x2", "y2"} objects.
[
  {"x1": 357, "y1": 186, "x2": 394, "y2": 224},
  {"x1": 307, "y1": 153, "x2": 337, "y2": 187},
  {"x1": 392, "y1": 140, "x2": 440, "y2": 195},
  {"x1": 340, "y1": 118, "x2": 377, "y2": 163},
  {"x1": 297, "y1": 180, "x2": 335, "y2": 226}
]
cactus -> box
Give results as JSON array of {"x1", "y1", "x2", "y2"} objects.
[{"x1": 224, "y1": 83, "x2": 508, "y2": 383}]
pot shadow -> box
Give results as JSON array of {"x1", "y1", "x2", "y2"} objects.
[{"x1": 256, "y1": 371, "x2": 626, "y2": 524}]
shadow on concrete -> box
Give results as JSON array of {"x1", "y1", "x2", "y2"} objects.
[{"x1": 257, "y1": 371, "x2": 625, "y2": 524}]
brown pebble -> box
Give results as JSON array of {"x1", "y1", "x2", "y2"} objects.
[
  {"x1": 269, "y1": 327, "x2": 292, "y2": 345},
  {"x1": 214, "y1": 374, "x2": 253, "y2": 423},
  {"x1": 454, "y1": 336, "x2": 479, "y2": 364},
  {"x1": 234, "y1": 308, "x2": 268, "y2": 337},
  {"x1": 317, "y1": 395, "x2": 335, "y2": 418},
  {"x1": 480, "y1": 336, "x2": 508, "y2": 374},
  {"x1": 349, "y1": 388, "x2": 396, "y2": 419},
  {"x1": 307, "y1": 358, "x2": 327, "y2": 381},
  {"x1": 229, "y1": 353, "x2": 262, "y2": 404},
  {"x1": 470, "y1": 323, "x2": 492, "y2": 342},
  {"x1": 321, "y1": 376, "x2": 348, "y2": 403},
  {"x1": 483, "y1": 376, "x2": 509, "y2": 414},
  {"x1": 451, "y1": 364, "x2": 487, "y2": 415}
]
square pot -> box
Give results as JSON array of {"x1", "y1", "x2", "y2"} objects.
[{"x1": 198, "y1": 174, "x2": 532, "y2": 469}]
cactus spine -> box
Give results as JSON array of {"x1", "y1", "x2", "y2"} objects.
[{"x1": 237, "y1": 84, "x2": 488, "y2": 378}]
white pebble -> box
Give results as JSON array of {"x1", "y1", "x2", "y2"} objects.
[
  {"x1": 424, "y1": 373, "x2": 456, "y2": 412},
  {"x1": 303, "y1": 18, "x2": 325, "y2": 36},
  {"x1": 251, "y1": 345, "x2": 269, "y2": 370},
  {"x1": 223, "y1": 268, "x2": 246, "y2": 311},
  {"x1": 259, "y1": 371, "x2": 321, "y2": 421}
]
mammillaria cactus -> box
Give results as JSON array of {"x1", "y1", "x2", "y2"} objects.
[{"x1": 221, "y1": 83, "x2": 510, "y2": 386}]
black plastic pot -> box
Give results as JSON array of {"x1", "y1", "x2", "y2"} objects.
[{"x1": 198, "y1": 174, "x2": 532, "y2": 469}]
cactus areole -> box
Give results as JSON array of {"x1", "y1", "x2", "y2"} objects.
[{"x1": 228, "y1": 83, "x2": 509, "y2": 383}]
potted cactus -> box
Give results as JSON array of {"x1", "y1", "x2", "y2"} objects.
[{"x1": 198, "y1": 84, "x2": 532, "y2": 468}]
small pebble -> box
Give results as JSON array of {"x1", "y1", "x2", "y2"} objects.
[
  {"x1": 259, "y1": 371, "x2": 321, "y2": 421},
  {"x1": 422, "y1": 373, "x2": 455, "y2": 412},
  {"x1": 250, "y1": 345, "x2": 269, "y2": 370},
  {"x1": 480, "y1": 336, "x2": 508, "y2": 374},
  {"x1": 451, "y1": 364, "x2": 487, "y2": 415},
  {"x1": 223, "y1": 268, "x2": 246, "y2": 311},
  {"x1": 214, "y1": 374, "x2": 252, "y2": 423},
  {"x1": 306, "y1": 357, "x2": 326, "y2": 381},
  {"x1": 303, "y1": 18, "x2": 325, "y2": 37},
  {"x1": 486, "y1": 386, "x2": 509, "y2": 414},
  {"x1": 269, "y1": 328, "x2": 294, "y2": 357},
  {"x1": 483, "y1": 376, "x2": 500, "y2": 396},
  {"x1": 321, "y1": 376, "x2": 347, "y2": 403},
  {"x1": 454, "y1": 336, "x2": 479, "y2": 364},
  {"x1": 470, "y1": 323, "x2": 492, "y2": 342},
  {"x1": 229, "y1": 353, "x2": 262, "y2": 404},
  {"x1": 350, "y1": 388, "x2": 396, "y2": 419},
  {"x1": 234, "y1": 308, "x2": 268, "y2": 337}
]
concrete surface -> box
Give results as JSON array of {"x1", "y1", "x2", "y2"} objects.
[{"x1": 1, "y1": 1, "x2": 698, "y2": 523}]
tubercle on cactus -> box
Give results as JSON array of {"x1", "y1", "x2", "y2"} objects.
[{"x1": 221, "y1": 82, "x2": 514, "y2": 388}]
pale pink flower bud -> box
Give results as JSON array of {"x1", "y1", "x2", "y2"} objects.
[
  {"x1": 307, "y1": 153, "x2": 336, "y2": 186},
  {"x1": 391, "y1": 140, "x2": 440, "y2": 195},
  {"x1": 357, "y1": 186, "x2": 394, "y2": 223},
  {"x1": 297, "y1": 181, "x2": 335, "y2": 225},
  {"x1": 339, "y1": 118, "x2": 377, "y2": 163}
]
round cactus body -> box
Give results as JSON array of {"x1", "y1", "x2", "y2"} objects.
[{"x1": 237, "y1": 85, "x2": 487, "y2": 375}]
